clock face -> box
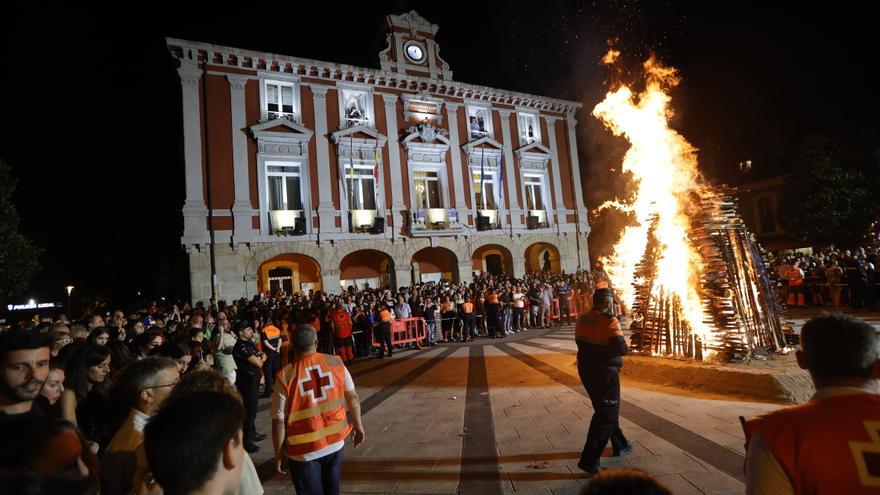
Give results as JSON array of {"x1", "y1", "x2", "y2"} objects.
[{"x1": 405, "y1": 42, "x2": 425, "y2": 63}]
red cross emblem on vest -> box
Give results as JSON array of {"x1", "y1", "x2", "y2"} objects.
[{"x1": 298, "y1": 365, "x2": 334, "y2": 403}]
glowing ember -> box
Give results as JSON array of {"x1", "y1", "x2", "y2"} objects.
[{"x1": 593, "y1": 51, "x2": 785, "y2": 361}]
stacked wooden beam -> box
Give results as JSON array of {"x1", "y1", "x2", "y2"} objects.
[{"x1": 629, "y1": 186, "x2": 785, "y2": 362}]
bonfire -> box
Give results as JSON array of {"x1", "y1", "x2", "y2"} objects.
[{"x1": 593, "y1": 51, "x2": 785, "y2": 362}]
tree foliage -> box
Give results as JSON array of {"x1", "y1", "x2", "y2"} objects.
[
  {"x1": 779, "y1": 135, "x2": 880, "y2": 245},
  {"x1": 0, "y1": 159, "x2": 41, "y2": 297}
]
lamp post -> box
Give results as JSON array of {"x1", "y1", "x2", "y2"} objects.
[{"x1": 65, "y1": 285, "x2": 74, "y2": 320}]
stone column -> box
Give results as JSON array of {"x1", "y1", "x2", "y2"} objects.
[
  {"x1": 565, "y1": 112, "x2": 591, "y2": 268},
  {"x1": 178, "y1": 62, "x2": 208, "y2": 240},
  {"x1": 322, "y1": 269, "x2": 341, "y2": 296},
  {"x1": 512, "y1": 257, "x2": 526, "y2": 279},
  {"x1": 543, "y1": 115, "x2": 567, "y2": 228},
  {"x1": 227, "y1": 75, "x2": 257, "y2": 242},
  {"x1": 497, "y1": 109, "x2": 522, "y2": 230},
  {"x1": 381, "y1": 94, "x2": 406, "y2": 238},
  {"x1": 457, "y1": 261, "x2": 474, "y2": 285},
  {"x1": 311, "y1": 85, "x2": 339, "y2": 233},
  {"x1": 444, "y1": 102, "x2": 469, "y2": 220},
  {"x1": 394, "y1": 267, "x2": 413, "y2": 290}
]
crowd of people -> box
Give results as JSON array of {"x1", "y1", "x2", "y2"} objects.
[
  {"x1": 0, "y1": 268, "x2": 596, "y2": 494},
  {"x1": 771, "y1": 245, "x2": 879, "y2": 310}
]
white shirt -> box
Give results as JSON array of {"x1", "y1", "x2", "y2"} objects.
[
  {"x1": 272, "y1": 365, "x2": 355, "y2": 461},
  {"x1": 513, "y1": 293, "x2": 525, "y2": 308}
]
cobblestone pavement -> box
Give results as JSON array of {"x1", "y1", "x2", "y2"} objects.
[{"x1": 250, "y1": 325, "x2": 791, "y2": 495}]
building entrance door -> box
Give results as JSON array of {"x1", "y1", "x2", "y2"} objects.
[
  {"x1": 486, "y1": 254, "x2": 503, "y2": 276},
  {"x1": 268, "y1": 267, "x2": 294, "y2": 295}
]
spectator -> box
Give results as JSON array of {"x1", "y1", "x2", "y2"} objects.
[
  {"x1": 143, "y1": 392, "x2": 247, "y2": 495},
  {"x1": 36, "y1": 357, "x2": 66, "y2": 415},
  {"x1": 0, "y1": 331, "x2": 51, "y2": 422},
  {"x1": 152, "y1": 341, "x2": 193, "y2": 374},
  {"x1": 85, "y1": 327, "x2": 110, "y2": 346},
  {"x1": 0, "y1": 416, "x2": 94, "y2": 483},
  {"x1": 102, "y1": 357, "x2": 179, "y2": 495},
  {"x1": 211, "y1": 320, "x2": 238, "y2": 384},
  {"x1": 168, "y1": 369, "x2": 264, "y2": 495},
  {"x1": 60, "y1": 345, "x2": 112, "y2": 452},
  {"x1": 743, "y1": 312, "x2": 880, "y2": 493}
]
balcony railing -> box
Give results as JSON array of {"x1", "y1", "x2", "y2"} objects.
[
  {"x1": 349, "y1": 209, "x2": 384, "y2": 234},
  {"x1": 269, "y1": 210, "x2": 306, "y2": 236},
  {"x1": 410, "y1": 208, "x2": 462, "y2": 235},
  {"x1": 526, "y1": 209, "x2": 550, "y2": 230},
  {"x1": 476, "y1": 209, "x2": 500, "y2": 231}
]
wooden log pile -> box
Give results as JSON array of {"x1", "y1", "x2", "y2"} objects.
[{"x1": 629, "y1": 186, "x2": 785, "y2": 361}]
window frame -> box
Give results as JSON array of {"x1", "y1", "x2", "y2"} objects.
[
  {"x1": 466, "y1": 103, "x2": 494, "y2": 140},
  {"x1": 265, "y1": 161, "x2": 304, "y2": 211},
  {"x1": 523, "y1": 173, "x2": 546, "y2": 211},
  {"x1": 338, "y1": 84, "x2": 375, "y2": 129},
  {"x1": 517, "y1": 110, "x2": 542, "y2": 145},
  {"x1": 344, "y1": 162, "x2": 378, "y2": 210},
  {"x1": 413, "y1": 169, "x2": 443, "y2": 209},
  {"x1": 259, "y1": 74, "x2": 301, "y2": 123}
]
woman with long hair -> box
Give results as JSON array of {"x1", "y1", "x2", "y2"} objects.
[
  {"x1": 85, "y1": 326, "x2": 110, "y2": 346},
  {"x1": 60, "y1": 345, "x2": 112, "y2": 453}
]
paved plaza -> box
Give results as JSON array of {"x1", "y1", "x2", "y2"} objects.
[{"x1": 249, "y1": 322, "x2": 826, "y2": 495}]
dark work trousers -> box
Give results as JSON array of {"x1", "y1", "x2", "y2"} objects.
[
  {"x1": 577, "y1": 364, "x2": 629, "y2": 466},
  {"x1": 376, "y1": 322, "x2": 393, "y2": 357},
  {"x1": 262, "y1": 350, "x2": 280, "y2": 395},
  {"x1": 463, "y1": 315, "x2": 476, "y2": 340},
  {"x1": 236, "y1": 372, "x2": 260, "y2": 441},
  {"x1": 488, "y1": 303, "x2": 502, "y2": 337}
]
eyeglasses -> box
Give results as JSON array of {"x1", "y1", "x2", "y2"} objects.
[{"x1": 146, "y1": 379, "x2": 180, "y2": 390}]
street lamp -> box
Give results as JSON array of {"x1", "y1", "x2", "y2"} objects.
[{"x1": 65, "y1": 285, "x2": 74, "y2": 320}]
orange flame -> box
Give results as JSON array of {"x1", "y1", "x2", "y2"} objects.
[
  {"x1": 592, "y1": 54, "x2": 711, "y2": 343},
  {"x1": 602, "y1": 49, "x2": 621, "y2": 65}
]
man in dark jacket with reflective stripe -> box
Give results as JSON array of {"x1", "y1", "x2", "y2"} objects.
[{"x1": 575, "y1": 288, "x2": 633, "y2": 475}]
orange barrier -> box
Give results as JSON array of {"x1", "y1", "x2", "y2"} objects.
[{"x1": 372, "y1": 317, "x2": 427, "y2": 349}]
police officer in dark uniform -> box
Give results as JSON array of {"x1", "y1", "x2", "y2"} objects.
[
  {"x1": 233, "y1": 320, "x2": 266, "y2": 453},
  {"x1": 574, "y1": 288, "x2": 633, "y2": 475}
]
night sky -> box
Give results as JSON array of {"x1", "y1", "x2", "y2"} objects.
[{"x1": 1, "y1": 1, "x2": 877, "y2": 307}]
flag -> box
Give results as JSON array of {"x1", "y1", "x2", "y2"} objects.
[
  {"x1": 374, "y1": 143, "x2": 380, "y2": 210},
  {"x1": 349, "y1": 137, "x2": 355, "y2": 207},
  {"x1": 479, "y1": 147, "x2": 486, "y2": 210},
  {"x1": 496, "y1": 152, "x2": 504, "y2": 211}
]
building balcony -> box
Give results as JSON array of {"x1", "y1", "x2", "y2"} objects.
[
  {"x1": 526, "y1": 209, "x2": 550, "y2": 230},
  {"x1": 409, "y1": 208, "x2": 463, "y2": 236},
  {"x1": 349, "y1": 209, "x2": 385, "y2": 234},
  {"x1": 476, "y1": 209, "x2": 501, "y2": 231},
  {"x1": 269, "y1": 209, "x2": 306, "y2": 236}
]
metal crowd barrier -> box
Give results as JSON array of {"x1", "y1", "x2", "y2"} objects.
[{"x1": 371, "y1": 317, "x2": 427, "y2": 348}]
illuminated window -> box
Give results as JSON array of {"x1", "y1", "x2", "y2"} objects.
[
  {"x1": 524, "y1": 174, "x2": 545, "y2": 210},
  {"x1": 340, "y1": 88, "x2": 373, "y2": 128},
  {"x1": 467, "y1": 104, "x2": 493, "y2": 139},
  {"x1": 266, "y1": 162, "x2": 303, "y2": 211},
  {"x1": 517, "y1": 112, "x2": 541, "y2": 144},
  {"x1": 414, "y1": 170, "x2": 442, "y2": 208},
  {"x1": 345, "y1": 164, "x2": 377, "y2": 210},
  {"x1": 472, "y1": 170, "x2": 497, "y2": 210}
]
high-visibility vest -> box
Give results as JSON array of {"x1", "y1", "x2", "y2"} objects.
[
  {"x1": 487, "y1": 293, "x2": 499, "y2": 304},
  {"x1": 575, "y1": 311, "x2": 622, "y2": 345},
  {"x1": 280, "y1": 353, "x2": 352, "y2": 458},
  {"x1": 462, "y1": 302, "x2": 474, "y2": 314},
  {"x1": 333, "y1": 311, "x2": 352, "y2": 338},
  {"x1": 744, "y1": 393, "x2": 880, "y2": 494},
  {"x1": 379, "y1": 309, "x2": 392, "y2": 322},
  {"x1": 263, "y1": 324, "x2": 281, "y2": 342}
]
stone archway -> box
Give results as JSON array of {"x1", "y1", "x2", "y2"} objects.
[
  {"x1": 472, "y1": 244, "x2": 514, "y2": 277},
  {"x1": 524, "y1": 242, "x2": 561, "y2": 274},
  {"x1": 339, "y1": 249, "x2": 395, "y2": 291},
  {"x1": 412, "y1": 247, "x2": 459, "y2": 283},
  {"x1": 258, "y1": 253, "x2": 322, "y2": 295}
]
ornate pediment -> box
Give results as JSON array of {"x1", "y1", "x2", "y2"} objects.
[
  {"x1": 402, "y1": 121, "x2": 450, "y2": 164},
  {"x1": 250, "y1": 119, "x2": 313, "y2": 156},
  {"x1": 331, "y1": 125, "x2": 387, "y2": 147},
  {"x1": 462, "y1": 136, "x2": 504, "y2": 156},
  {"x1": 515, "y1": 142, "x2": 552, "y2": 171}
]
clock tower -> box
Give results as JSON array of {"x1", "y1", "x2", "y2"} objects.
[{"x1": 379, "y1": 11, "x2": 453, "y2": 81}]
